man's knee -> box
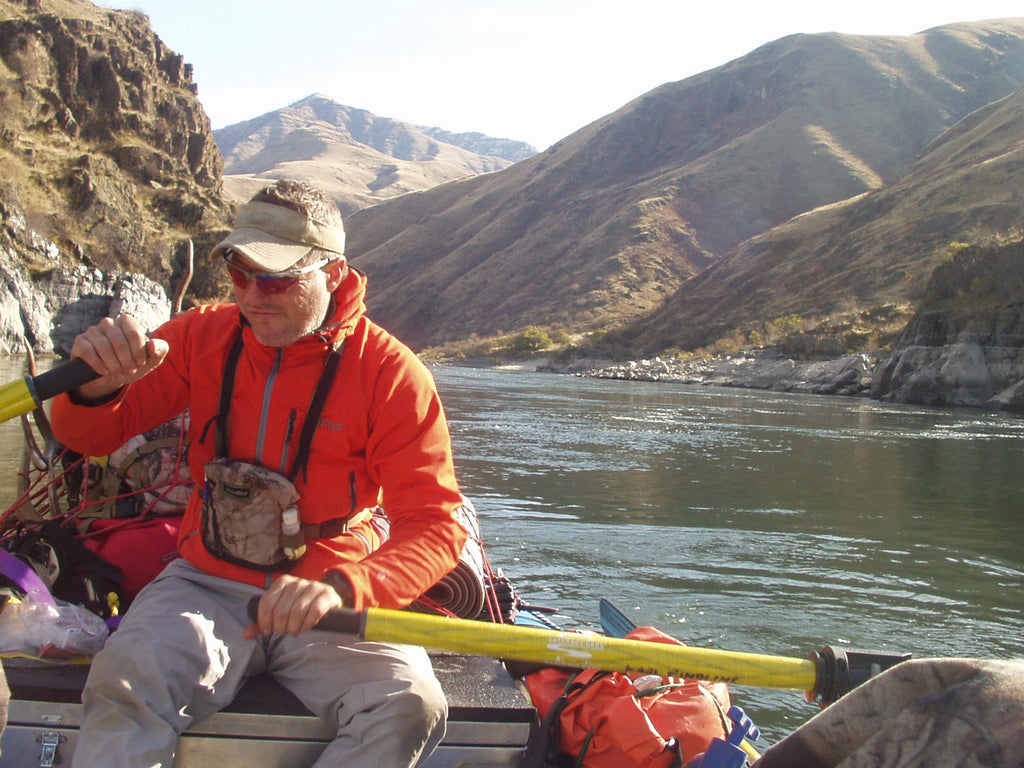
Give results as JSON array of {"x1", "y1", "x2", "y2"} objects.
[{"x1": 395, "y1": 670, "x2": 448, "y2": 735}]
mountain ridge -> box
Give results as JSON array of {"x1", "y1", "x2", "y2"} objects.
[{"x1": 344, "y1": 18, "x2": 1024, "y2": 350}]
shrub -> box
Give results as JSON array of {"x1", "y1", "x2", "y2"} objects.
[{"x1": 509, "y1": 326, "x2": 553, "y2": 352}]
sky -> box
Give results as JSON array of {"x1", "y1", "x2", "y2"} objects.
[{"x1": 101, "y1": 1, "x2": 1024, "y2": 150}]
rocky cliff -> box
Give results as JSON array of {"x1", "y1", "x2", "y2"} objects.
[
  {"x1": 0, "y1": 0, "x2": 234, "y2": 355},
  {"x1": 872, "y1": 238, "x2": 1024, "y2": 412}
]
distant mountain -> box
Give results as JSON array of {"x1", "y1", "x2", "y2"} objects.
[
  {"x1": 343, "y1": 19, "x2": 1024, "y2": 351},
  {"x1": 213, "y1": 94, "x2": 537, "y2": 214}
]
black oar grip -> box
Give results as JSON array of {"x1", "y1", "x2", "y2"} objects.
[
  {"x1": 245, "y1": 594, "x2": 366, "y2": 637},
  {"x1": 810, "y1": 645, "x2": 913, "y2": 704},
  {"x1": 30, "y1": 358, "x2": 101, "y2": 402}
]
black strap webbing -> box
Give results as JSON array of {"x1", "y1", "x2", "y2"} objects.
[
  {"x1": 290, "y1": 341, "x2": 344, "y2": 485},
  {"x1": 214, "y1": 327, "x2": 344, "y2": 486},
  {"x1": 214, "y1": 330, "x2": 246, "y2": 458}
]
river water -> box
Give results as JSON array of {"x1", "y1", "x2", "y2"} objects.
[
  {"x1": 2, "y1": 358, "x2": 1022, "y2": 744},
  {"x1": 430, "y1": 365, "x2": 1024, "y2": 742}
]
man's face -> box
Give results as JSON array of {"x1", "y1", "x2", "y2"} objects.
[{"x1": 230, "y1": 252, "x2": 342, "y2": 347}]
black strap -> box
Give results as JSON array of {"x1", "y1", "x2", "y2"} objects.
[
  {"x1": 214, "y1": 330, "x2": 246, "y2": 458},
  {"x1": 290, "y1": 341, "x2": 344, "y2": 485},
  {"x1": 215, "y1": 327, "x2": 345, "y2": 486}
]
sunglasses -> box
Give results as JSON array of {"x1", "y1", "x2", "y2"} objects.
[{"x1": 223, "y1": 249, "x2": 332, "y2": 295}]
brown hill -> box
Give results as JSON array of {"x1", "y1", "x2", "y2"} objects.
[
  {"x1": 638, "y1": 78, "x2": 1024, "y2": 353},
  {"x1": 345, "y1": 19, "x2": 1024, "y2": 351},
  {"x1": 214, "y1": 94, "x2": 533, "y2": 215},
  {"x1": 0, "y1": 0, "x2": 233, "y2": 298}
]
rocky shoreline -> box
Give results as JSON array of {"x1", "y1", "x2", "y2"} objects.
[
  {"x1": 529, "y1": 340, "x2": 1024, "y2": 416},
  {"x1": 538, "y1": 350, "x2": 877, "y2": 397}
]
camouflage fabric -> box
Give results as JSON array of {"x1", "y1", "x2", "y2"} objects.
[
  {"x1": 753, "y1": 658, "x2": 1024, "y2": 768},
  {"x1": 200, "y1": 458, "x2": 301, "y2": 570}
]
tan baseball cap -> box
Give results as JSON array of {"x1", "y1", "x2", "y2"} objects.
[{"x1": 211, "y1": 201, "x2": 346, "y2": 271}]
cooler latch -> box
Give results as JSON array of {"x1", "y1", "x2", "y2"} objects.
[{"x1": 38, "y1": 731, "x2": 65, "y2": 767}]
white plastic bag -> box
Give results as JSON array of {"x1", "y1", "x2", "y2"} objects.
[{"x1": 0, "y1": 589, "x2": 109, "y2": 660}]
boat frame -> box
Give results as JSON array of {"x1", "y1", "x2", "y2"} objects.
[{"x1": 1, "y1": 650, "x2": 537, "y2": 767}]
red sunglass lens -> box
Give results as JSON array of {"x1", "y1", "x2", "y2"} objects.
[
  {"x1": 227, "y1": 264, "x2": 249, "y2": 290},
  {"x1": 226, "y1": 265, "x2": 298, "y2": 294}
]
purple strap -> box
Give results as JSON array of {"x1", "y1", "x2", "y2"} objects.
[{"x1": 0, "y1": 547, "x2": 57, "y2": 606}]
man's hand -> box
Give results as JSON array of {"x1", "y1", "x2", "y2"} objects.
[
  {"x1": 70, "y1": 315, "x2": 169, "y2": 400},
  {"x1": 244, "y1": 575, "x2": 344, "y2": 638}
]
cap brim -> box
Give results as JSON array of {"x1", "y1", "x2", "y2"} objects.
[
  {"x1": 211, "y1": 228, "x2": 313, "y2": 272},
  {"x1": 212, "y1": 200, "x2": 346, "y2": 272}
]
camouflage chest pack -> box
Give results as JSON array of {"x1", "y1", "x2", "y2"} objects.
[{"x1": 200, "y1": 330, "x2": 348, "y2": 571}]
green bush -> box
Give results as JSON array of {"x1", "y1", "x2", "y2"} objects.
[{"x1": 509, "y1": 326, "x2": 553, "y2": 352}]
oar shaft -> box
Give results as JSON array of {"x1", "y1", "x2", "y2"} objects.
[
  {"x1": 0, "y1": 358, "x2": 99, "y2": 423},
  {"x1": 323, "y1": 606, "x2": 818, "y2": 691}
]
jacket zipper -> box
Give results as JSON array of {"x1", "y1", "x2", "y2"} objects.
[
  {"x1": 254, "y1": 349, "x2": 283, "y2": 466},
  {"x1": 279, "y1": 409, "x2": 297, "y2": 475}
]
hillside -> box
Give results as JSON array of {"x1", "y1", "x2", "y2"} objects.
[
  {"x1": 345, "y1": 19, "x2": 1024, "y2": 351},
  {"x1": 214, "y1": 94, "x2": 536, "y2": 215},
  {"x1": 638, "y1": 80, "x2": 1024, "y2": 353}
]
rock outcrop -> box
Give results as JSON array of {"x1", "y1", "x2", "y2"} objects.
[
  {"x1": 568, "y1": 238, "x2": 1024, "y2": 415},
  {"x1": 1, "y1": 188, "x2": 172, "y2": 355},
  {"x1": 871, "y1": 240, "x2": 1024, "y2": 413},
  {"x1": 0, "y1": 0, "x2": 234, "y2": 354}
]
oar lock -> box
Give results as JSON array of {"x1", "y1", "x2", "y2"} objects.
[{"x1": 809, "y1": 645, "x2": 913, "y2": 705}]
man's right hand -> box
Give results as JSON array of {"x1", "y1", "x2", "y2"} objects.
[{"x1": 70, "y1": 314, "x2": 169, "y2": 401}]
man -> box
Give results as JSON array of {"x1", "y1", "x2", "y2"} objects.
[{"x1": 51, "y1": 179, "x2": 468, "y2": 768}]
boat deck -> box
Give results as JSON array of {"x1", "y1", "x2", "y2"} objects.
[{"x1": 1, "y1": 652, "x2": 537, "y2": 767}]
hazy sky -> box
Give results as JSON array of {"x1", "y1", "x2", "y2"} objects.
[{"x1": 101, "y1": 1, "x2": 1024, "y2": 149}]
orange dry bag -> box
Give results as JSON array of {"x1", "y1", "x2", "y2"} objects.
[{"x1": 522, "y1": 626, "x2": 731, "y2": 768}]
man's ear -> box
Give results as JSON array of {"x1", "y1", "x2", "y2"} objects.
[{"x1": 325, "y1": 258, "x2": 347, "y2": 291}]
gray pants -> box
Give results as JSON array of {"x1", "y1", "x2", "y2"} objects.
[{"x1": 71, "y1": 559, "x2": 447, "y2": 768}]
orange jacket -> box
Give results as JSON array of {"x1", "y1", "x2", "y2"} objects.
[{"x1": 51, "y1": 270, "x2": 467, "y2": 609}]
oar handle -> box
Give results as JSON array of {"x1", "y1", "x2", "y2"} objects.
[
  {"x1": 31, "y1": 358, "x2": 101, "y2": 401},
  {"x1": 246, "y1": 595, "x2": 366, "y2": 635}
]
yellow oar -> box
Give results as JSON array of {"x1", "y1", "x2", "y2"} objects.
[
  {"x1": 317, "y1": 605, "x2": 815, "y2": 690},
  {"x1": 0, "y1": 358, "x2": 99, "y2": 423},
  {"x1": 305, "y1": 604, "x2": 910, "y2": 701}
]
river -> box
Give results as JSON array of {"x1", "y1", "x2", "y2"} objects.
[
  {"x1": 430, "y1": 365, "x2": 1024, "y2": 742},
  {"x1": 2, "y1": 358, "x2": 1022, "y2": 745}
]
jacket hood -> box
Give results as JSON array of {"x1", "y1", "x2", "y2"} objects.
[{"x1": 321, "y1": 266, "x2": 368, "y2": 343}]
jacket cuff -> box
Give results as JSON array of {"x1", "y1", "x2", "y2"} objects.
[
  {"x1": 67, "y1": 385, "x2": 125, "y2": 407},
  {"x1": 322, "y1": 570, "x2": 356, "y2": 608}
]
